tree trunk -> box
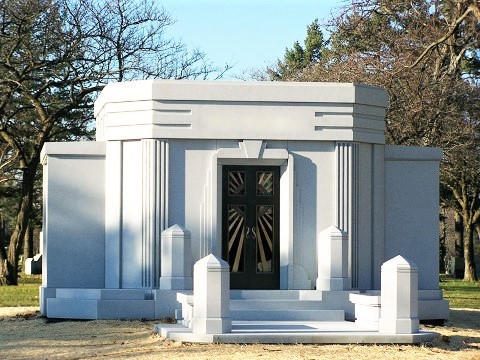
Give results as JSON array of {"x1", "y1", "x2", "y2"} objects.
[
  {"x1": 23, "y1": 223, "x2": 34, "y2": 273},
  {"x1": 33, "y1": 228, "x2": 40, "y2": 255},
  {"x1": 0, "y1": 156, "x2": 39, "y2": 285},
  {"x1": 454, "y1": 212, "x2": 464, "y2": 257},
  {"x1": 463, "y1": 222, "x2": 478, "y2": 282},
  {"x1": 0, "y1": 213, "x2": 4, "y2": 247},
  {"x1": 0, "y1": 213, "x2": 7, "y2": 285},
  {"x1": 439, "y1": 210, "x2": 447, "y2": 273}
]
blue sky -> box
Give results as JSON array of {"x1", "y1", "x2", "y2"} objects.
[{"x1": 161, "y1": 0, "x2": 344, "y2": 78}]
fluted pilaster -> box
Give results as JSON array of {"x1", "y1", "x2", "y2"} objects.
[
  {"x1": 335, "y1": 142, "x2": 359, "y2": 289},
  {"x1": 141, "y1": 139, "x2": 169, "y2": 288}
]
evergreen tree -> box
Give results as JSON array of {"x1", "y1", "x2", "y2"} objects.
[
  {"x1": 267, "y1": 19, "x2": 326, "y2": 80},
  {"x1": 267, "y1": 0, "x2": 480, "y2": 281}
]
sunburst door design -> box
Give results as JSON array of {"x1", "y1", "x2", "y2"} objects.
[
  {"x1": 256, "y1": 171, "x2": 273, "y2": 196},
  {"x1": 256, "y1": 205, "x2": 274, "y2": 272},
  {"x1": 227, "y1": 205, "x2": 246, "y2": 272},
  {"x1": 222, "y1": 165, "x2": 279, "y2": 289},
  {"x1": 228, "y1": 171, "x2": 245, "y2": 195}
]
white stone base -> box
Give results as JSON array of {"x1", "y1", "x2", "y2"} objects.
[
  {"x1": 349, "y1": 293, "x2": 381, "y2": 325},
  {"x1": 41, "y1": 287, "x2": 178, "y2": 319},
  {"x1": 176, "y1": 292, "x2": 194, "y2": 328},
  {"x1": 192, "y1": 317, "x2": 232, "y2": 334},
  {"x1": 419, "y1": 290, "x2": 449, "y2": 320},
  {"x1": 40, "y1": 287, "x2": 449, "y2": 321},
  {"x1": 155, "y1": 321, "x2": 438, "y2": 344},
  {"x1": 379, "y1": 317, "x2": 420, "y2": 334}
]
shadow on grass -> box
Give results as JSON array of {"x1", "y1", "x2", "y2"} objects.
[{"x1": 447, "y1": 309, "x2": 480, "y2": 329}]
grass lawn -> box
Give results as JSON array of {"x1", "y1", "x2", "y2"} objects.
[
  {"x1": 440, "y1": 274, "x2": 480, "y2": 309},
  {"x1": 0, "y1": 273, "x2": 479, "y2": 309},
  {"x1": 0, "y1": 274, "x2": 41, "y2": 307}
]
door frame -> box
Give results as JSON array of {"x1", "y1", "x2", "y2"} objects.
[
  {"x1": 221, "y1": 165, "x2": 280, "y2": 289},
  {"x1": 207, "y1": 140, "x2": 293, "y2": 290}
]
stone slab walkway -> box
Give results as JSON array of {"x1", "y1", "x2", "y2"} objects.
[{"x1": 154, "y1": 320, "x2": 438, "y2": 344}]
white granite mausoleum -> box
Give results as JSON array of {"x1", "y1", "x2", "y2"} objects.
[{"x1": 40, "y1": 80, "x2": 448, "y2": 321}]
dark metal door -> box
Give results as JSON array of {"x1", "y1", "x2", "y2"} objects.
[{"x1": 222, "y1": 165, "x2": 280, "y2": 289}]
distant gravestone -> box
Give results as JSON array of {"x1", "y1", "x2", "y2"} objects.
[{"x1": 25, "y1": 254, "x2": 42, "y2": 275}]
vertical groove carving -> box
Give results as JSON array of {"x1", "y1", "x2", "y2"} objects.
[
  {"x1": 353, "y1": 143, "x2": 359, "y2": 288},
  {"x1": 335, "y1": 142, "x2": 359, "y2": 289},
  {"x1": 142, "y1": 139, "x2": 168, "y2": 288},
  {"x1": 200, "y1": 168, "x2": 213, "y2": 259}
]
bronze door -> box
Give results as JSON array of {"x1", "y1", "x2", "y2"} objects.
[{"x1": 222, "y1": 165, "x2": 280, "y2": 289}]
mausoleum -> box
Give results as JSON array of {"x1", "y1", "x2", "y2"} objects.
[{"x1": 40, "y1": 80, "x2": 448, "y2": 325}]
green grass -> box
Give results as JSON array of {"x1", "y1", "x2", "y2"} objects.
[
  {"x1": 0, "y1": 274, "x2": 479, "y2": 309},
  {"x1": 0, "y1": 274, "x2": 41, "y2": 307},
  {"x1": 440, "y1": 274, "x2": 480, "y2": 309}
]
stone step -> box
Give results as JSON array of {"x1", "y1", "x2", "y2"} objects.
[
  {"x1": 55, "y1": 288, "x2": 148, "y2": 300},
  {"x1": 230, "y1": 299, "x2": 326, "y2": 311},
  {"x1": 228, "y1": 291, "x2": 351, "y2": 322},
  {"x1": 230, "y1": 290, "x2": 323, "y2": 301},
  {"x1": 230, "y1": 309, "x2": 345, "y2": 321},
  {"x1": 46, "y1": 298, "x2": 155, "y2": 320}
]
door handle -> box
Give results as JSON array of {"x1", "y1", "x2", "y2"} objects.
[{"x1": 245, "y1": 226, "x2": 257, "y2": 240}]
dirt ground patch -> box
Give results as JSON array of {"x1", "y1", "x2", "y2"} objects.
[{"x1": 1, "y1": 307, "x2": 479, "y2": 359}]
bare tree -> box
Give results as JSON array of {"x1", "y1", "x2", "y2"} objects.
[
  {"x1": 266, "y1": 0, "x2": 480, "y2": 280},
  {"x1": 0, "y1": 0, "x2": 230, "y2": 285}
]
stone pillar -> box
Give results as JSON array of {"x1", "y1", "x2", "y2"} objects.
[
  {"x1": 105, "y1": 139, "x2": 168, "y2": 289},
  {"x1": 141, "y1": 139, "x2": 168, "y2": 288},
  {"x1": 192, "y1": 254, "x2": 231, "y2": 334},
  {"x1": 159, "y1": 225, "x2": 192, "y2": 290},
  {"x1": 379, "y1": 255, "x2": 419, "y2": 334},
  {"x1": 104, "y1": 141, "x2": 122, "y2": 288},
  {"x1": 316, "y1": 225, "x2": 349, "y2": 291},
  {"x1": 335, "y1": 142, "x2": 359, "y2": 288}
]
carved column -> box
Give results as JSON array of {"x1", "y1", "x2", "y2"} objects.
[
  {"x1": 335, "y1": 142, "x2": 359, "y2": 289},
  {"x1": 141, "y1": 139, "x2": 169, "y2": 288}
]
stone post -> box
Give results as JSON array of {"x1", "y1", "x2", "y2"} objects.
[
  {"x1": 316, "y1": 225, "x2": 349, "y2": 290},
  {"x1": 159, "y1": 224, "x2": 193, "y2": 290},
  {"x1": 192, "y1": 254, "x2": 231, "y2": 334},
  {"x1": 379, "y1": 255, "x2": 419, "y2": 334}
]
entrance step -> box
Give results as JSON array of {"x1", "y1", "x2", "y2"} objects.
[
  {"x1": 230, "y1": 290, "x2": 323, "y2": 301},
  {"x1": 231, "y1": 309, "x2": 345, "y2": 321},
  {"x1": 231, "y1": 299, "x2": 325, "y2": 311},
  {"x1": 229, "y1": 290, "x2": 345, "y2": 321}
]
